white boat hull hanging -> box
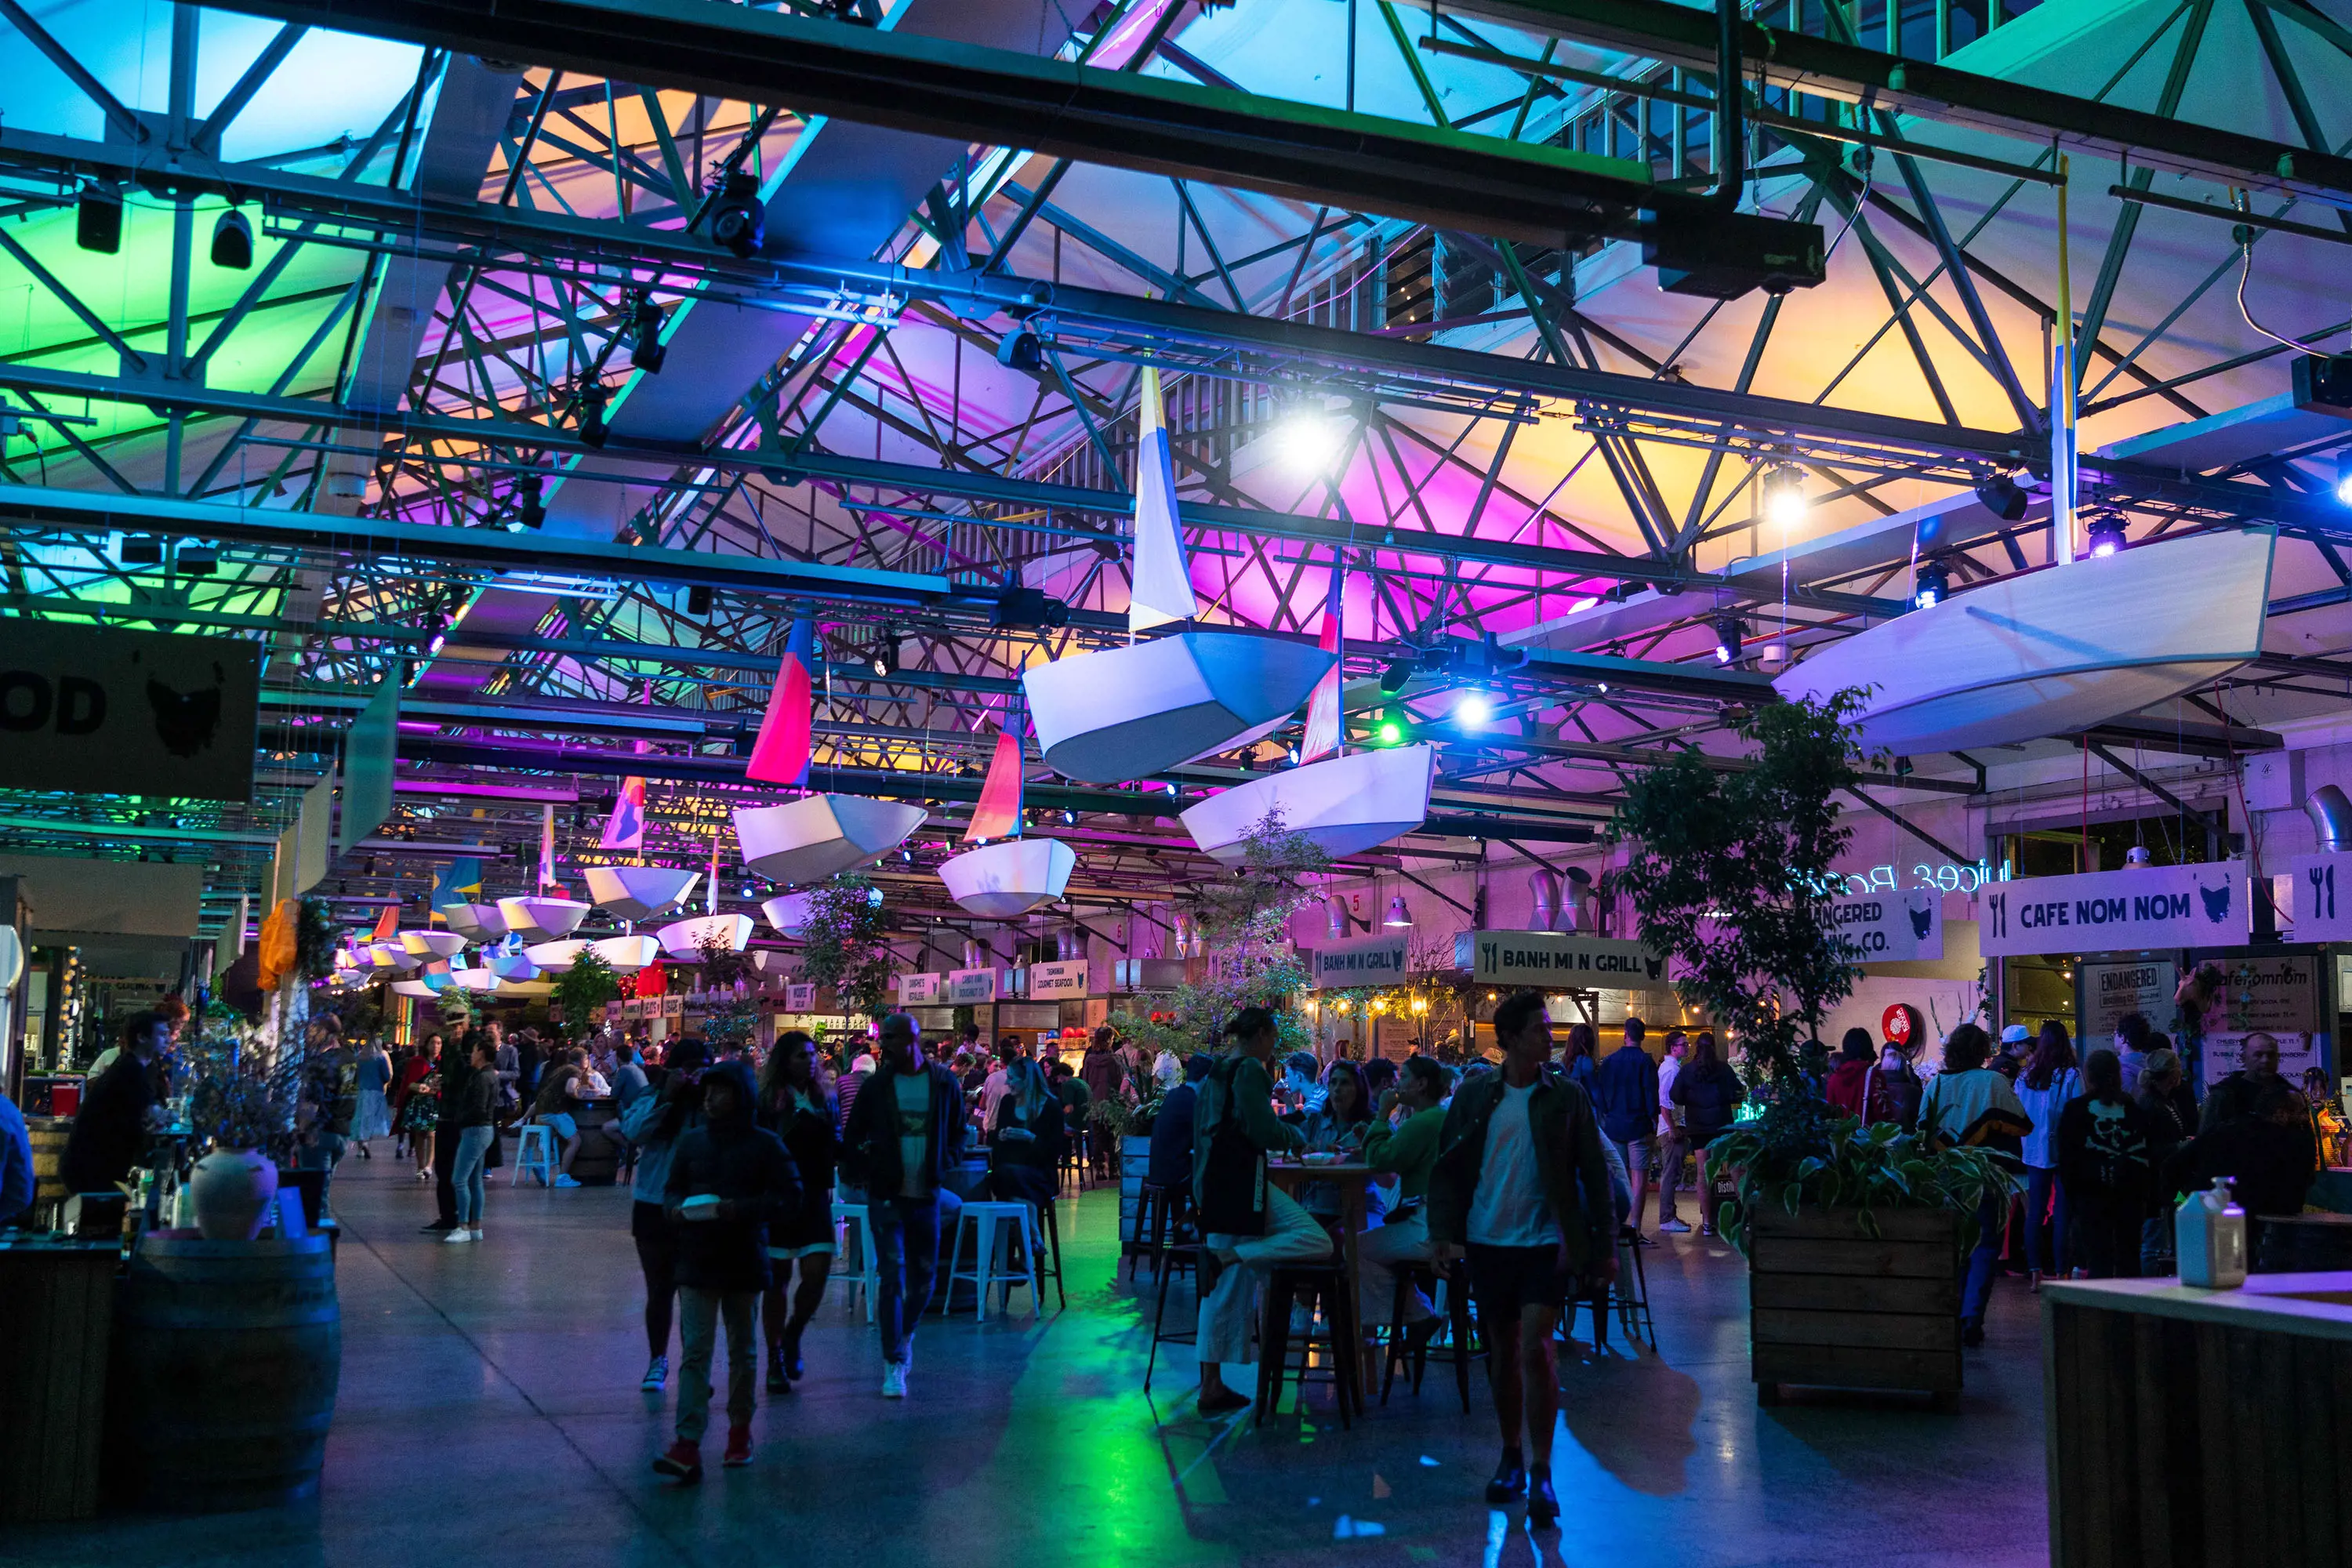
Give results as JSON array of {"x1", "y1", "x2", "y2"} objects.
[
  {"x1": 441, "y1": 903, "x2": 509, "y2": 941},
  {"x1": 735, "y1": 795, "x2": 927, "y2": 884},
  {"x1": 1181, "y1": 745, "x2": 1438, "y2": 865},
  {"x1": 656, "y1": 913, "x2": 756, "y2": 960},
  {"x1": 582, "y1": 866, "x2": 702, "y2": 920},
  {"x1": 762, "y1": 891, "x2": 815, "y2": 936},
  {"x1": 497, "y1": 895, "x2": 591, "y2": 940},
  {"x1": 590, "y1": 934, "x2": 662, "y2": 973},
  {"x1": 1022, "y1": 631, "x2": 1336, "y2": 783},
  {"x1": 1773, "y1": 528, "x2": 2275, "y2": 755},
  {"x1": 939, "y1": 838, "x2": 1077, "y2": 919}
]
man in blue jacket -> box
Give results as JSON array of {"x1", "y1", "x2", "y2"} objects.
[
  {"x1": 841, "y1": 1014, "x2": 967, "y2": 1399},
  {"x1": 1590, "y1": 1018, "x2": 1661, "y2": 1243}
]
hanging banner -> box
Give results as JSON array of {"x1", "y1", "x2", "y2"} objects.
[
  {"x1": 1028, "y1": 959, "x2": 1089, "y2": 999},
  {"x1": 338, "y1": 675, "x2": 399, "y2": 853},
  {"x1": 2291, "y1": 851, "x2": 2352, "y2": 942},
  {"x1": 1308, "y1": 932, "x2": 1410, "y2": 989},
  {"x1": 1821, "y1": 890, "x2": 1944, "y2": 963},
  {"x1": 947, "y1": 967, "x2": 1000, "y2": 1004},
  {"x1": 0, "y1": 620, "x2": 260, "y2": 801},
  {"x1": 897, "y1": 972, "x2": 943, "y2": 1004},
  {"x1": 1457, "y1": 930, "x2": 1665, "y2": 986},
  {"x1": 1978, "y1": 862, "x2": 2245, "y2": 956}
]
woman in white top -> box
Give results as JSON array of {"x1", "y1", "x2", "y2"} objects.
[{"x1": 2013, "y1": 1021, "x2": 2082, "y2": 1290}]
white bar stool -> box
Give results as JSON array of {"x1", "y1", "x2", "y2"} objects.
[
  {"x1": 948, "y1": 1200, "x2": 1038, "y2": 1319},
  {"x1": 510, "y1": 1123, "x2": 554, "y2": 1186},
  {"x1": 831, "y1": 1200, "x2": 880, "y2": 1323}
]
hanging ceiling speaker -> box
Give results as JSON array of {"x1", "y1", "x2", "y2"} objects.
[{"x1": 210, "y1": 208, "x2": 254, "y2": 269}]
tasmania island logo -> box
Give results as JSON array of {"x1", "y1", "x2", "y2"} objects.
[
  {"x1": 2198, "y1": 880, "x2": 2231, "y2": 924},
  {"x1": 139, "y1": 653, "x2": 227, "y2": 757}
]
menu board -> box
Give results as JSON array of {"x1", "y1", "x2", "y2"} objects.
[
  {"x1": 2078, "y1": 960, "x2": 2177, "y2": 1042},
  {"x1": 2201, "y1": 1030, "x2": 2318, "y2": 1089},
  {"x1": 2198, "y1": 956, "x2": 2319, "y2": 1036}
]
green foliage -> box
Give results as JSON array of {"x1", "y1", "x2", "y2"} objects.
[
  {"x1": 695, "y1": 929, "x2": 747, "y2": 990},
  {"x1": 435, "y1": 985, "x2": 479, "y2": 1029},
  {"x1": 551, "y1": 947, "x2": 620, "y2": 1040},
  {"x1": 295, "y1": 898, "x2": 341, "y2": 982},
  {"x1": 1707, "y1": 1094, "x2": 2019, "y2": 1255},
  {"x1": 797, "y1": 873, "x2": 898, "y2": 1019},
  {"x1": 184, "y1": 1017, "x2": 299, "y2": 1158},
  {"x1": 1607, "y1": 690, "x2": 1872, "y2": 1088},
  {"x1": 1189, "y1": 809, "x2": 1332, "y2": 949}
]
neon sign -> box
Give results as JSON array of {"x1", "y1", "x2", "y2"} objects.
[{"x1": 1838, "y1": 860, "x2": 2009, "y2": 898}]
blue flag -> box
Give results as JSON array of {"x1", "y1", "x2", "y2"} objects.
[{"x1": 430, "y1": 858, "x2": 484, "y2": 913}]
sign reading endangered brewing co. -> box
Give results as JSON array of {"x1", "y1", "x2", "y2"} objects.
[
  {"x1": 0, "y1": 620, "x2": 260, "y2": 800},
  {"x1": 1978, "y1": 862, "x2": 2245, "y2": 956},
  {"x1": 1457, "y1": 930, "x2": 1665, "y2": 986},
  {"x1": 1308, "y1": 933, "x2": 1410, "y2": 989},
  {"x1": 1820, "y1": 890, "x2": 1944, "y2": 962}
]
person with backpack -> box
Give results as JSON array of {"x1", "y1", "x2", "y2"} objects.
[
  {"x1": 1918, "y1": 1024, "x2": 2033, "y2": 1346},
  {"x1": 2056, "y1": 1049, "x2": 2151, "y2": 1279},
  {"x1": 1192, "y1": 1007, "x2": 1330, "y2": 1416}
]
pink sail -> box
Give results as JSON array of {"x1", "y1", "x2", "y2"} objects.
[{"x1": 964, "y1": 728, "x2": 1026, "y2": 843}]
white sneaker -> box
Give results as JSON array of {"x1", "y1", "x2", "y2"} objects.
[
  {"x1": 880, "y1": 1362, "x2": 908, "y2": 1399},
  {"x1": 641, "y1": 1356, "x2": 668, "y2": 1392},
  {"x1": 469, "y1": 1228, "x2": 485, "y2": 1242},
  {"x1": 441, "y1": 1227, "x2": 473, "y2": 1244}
]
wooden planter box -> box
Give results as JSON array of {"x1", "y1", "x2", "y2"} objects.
[{"x1": 1748, "y1": 1205, "x2": 1963, "y2": 1408}]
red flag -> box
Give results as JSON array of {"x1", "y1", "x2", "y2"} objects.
[
  {"x1": 1300, "y1": 597, "x2": 1345, "y2": 761},
  {"x1": 370, "y1": 902, "x2": 397, "y2": 941},
  {"x1": 746, "y1": 618, "x2": 815, "y2": 787},
  {"x1": 964, "y1": 728, "x2": 1025, "y2": 842}
]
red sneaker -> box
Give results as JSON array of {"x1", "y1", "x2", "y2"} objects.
[
  {"x1": 652, "y1": 1439, "x2": 702, "y2": 1483},
  {"x1": 723, "y1": 1425, "x2": 753, "y2": 1468}
]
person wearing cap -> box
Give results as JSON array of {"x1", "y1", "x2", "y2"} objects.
[
  {"x1": 840, "y1": 1014, "x2": 968, "y2": 1399},
  {"x1": 622, "y1": 1036, "x2": 709, "y2": 1394},
  {"x1": 651, "y1": 1061, "x2": 801, "y2": 1483},
  {"x1": 1993, "y1": 1022, "x2": 2033, "y2": 1082},
  {"x1": 1193, "y1": 1007, "x2": 1331, "y2": 1415}
]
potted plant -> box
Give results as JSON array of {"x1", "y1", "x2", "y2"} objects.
[
  {"x1": 183, "y1": 1025, "x2": 299, "y2": 1241},
  {"x1": 550, "y1": 948, "x2": 620, "y2": 1042},
  {"x1": 1611, "y1": 691, "x2": 2009, "y2": 1406}
]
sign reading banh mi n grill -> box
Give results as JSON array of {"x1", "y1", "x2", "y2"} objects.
[
  {"x1": 1456, "y1": 931, "x2": 1667, "y2": 986},
  {"x1": 0, "y1": 620, "x2": 260, "y2": 801}
]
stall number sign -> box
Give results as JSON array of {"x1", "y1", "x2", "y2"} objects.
[
  {"x1": 898, "y1": 972, "x2": 942, "y2": 1004},
  {"x1": 1029, "y1": 959, "x2": 1088, "y2": 999},
  {"x1": 1308, "y1": 934, "x2": 1410, "y2": 989},
  {"x1": 2292, "y1": 852, "x2": 2352, "y2": 942},
  {"x1": 1979, "y1": 863, "x2": 2245, "y2": 956},
  {"x1": 947, "y1": 967, "x2": 998, "y2": 1004},
  {"x1": 1821, "y1": 891, "x2": 1944, "y2": 962},
  {"x1": 1459, "y1": 930, "x2": 1664, "y2": 985}
]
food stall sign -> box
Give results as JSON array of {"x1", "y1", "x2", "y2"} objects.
[
  {"x1": 947, "y1": 967, "x2": 998, "y2": 1004},
  {"x1": 1979, "y1": 863, "x2": 2245, "y2": 956},
  {"x1": 786, "y1": 983, "x2": 816, "y2": 1012},
  {"x1": 1308, "y1": 934, "x2": 1410, "y2": 989},
  {"x1": 1029, "y1": 959, "x2": 1088, "y2": 999},
  {"x1": 898, "y1": 972, "x2": 942, "y2": 1004},
  {"x1": 1822, "y1": 891, "x2": 1943, "y2": 962},
  {"x1": 1457, "y1": 930, "x2": 1664, "y2": 985},
  {"x1": 2291, "y1": 851, "x2": 2352, "y2": 941}
]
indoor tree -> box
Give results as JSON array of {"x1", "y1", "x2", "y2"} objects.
[{"x1": 797, "y1": 872, "x2": 897, "y2": 1020}]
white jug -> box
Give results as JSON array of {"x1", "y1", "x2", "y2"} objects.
[{"x1": 2176, "y1": 1178, "x2": 2248, "y2": 1289}]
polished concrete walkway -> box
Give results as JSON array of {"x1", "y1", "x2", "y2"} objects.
[{"x1": 12, "y1": 1156, "x2": 2049, "y2": 1568}]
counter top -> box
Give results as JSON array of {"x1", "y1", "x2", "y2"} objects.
[{"x1": 2042, "y1": 1271, "x2": 2352, "y2": 1341}]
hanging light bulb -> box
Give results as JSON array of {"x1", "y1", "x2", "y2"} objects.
[
  {"x1": 1760, "y1": 463, "x2": 1807, "y2": 530},
  {"x1": 1455, "y1": 691, "x2": 1492, "y2": 728},
  {"x1": 1383, "y1": 895, "x2": 1413, "y2": 927}
]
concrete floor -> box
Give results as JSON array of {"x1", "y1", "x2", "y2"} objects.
[{"x1": 11, "y1": 1154, "x2": 2051, "y2": 1568}]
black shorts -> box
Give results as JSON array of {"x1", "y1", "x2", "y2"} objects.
[{"x1": 1465, "y1": 1241, "x2": 1572, "y2": 1322}]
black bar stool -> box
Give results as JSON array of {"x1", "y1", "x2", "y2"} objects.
[
  {"x1": 1254, "y1": 1260, "x2": 1361, "y2": 1428},
  {"x1": 1614, "y1": 1226, "x2": 1657, "y2": 1352},
  {"x1": 1033, "y1": 1196, "x2": 1067, "y2": 1312},
  {"x1": 1142, "y1": 1243, "x2": 1204, "y2": 1392},
  {"x1": 1380, "y1": 1261, "x2": 1478, "y2": 1411}
]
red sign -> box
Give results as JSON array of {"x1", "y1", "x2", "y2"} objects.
[{"x1": 1882, "y1": 1004, "x2": 1915, "y2": 1045}]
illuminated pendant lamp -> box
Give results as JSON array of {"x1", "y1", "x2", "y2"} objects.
[
  {"x1": 1181, "y1": 744, "x2": 1436, "y2": 866},
  {"x1": 1774, "y1": 528, "x2": 2274, "y2": 753},
  {"x1": 1019, "y1": 367, "x2": 1334, "y2": 782}
]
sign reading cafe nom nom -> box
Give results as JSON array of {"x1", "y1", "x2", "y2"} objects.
[{"x1": 1977, "y1": 862, "x2": 2246, "y2": 957}]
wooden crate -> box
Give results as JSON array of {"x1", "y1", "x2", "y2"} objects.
[{"x1": 1748, "y1": 1205, "x2": 1962, "y2": 1406}]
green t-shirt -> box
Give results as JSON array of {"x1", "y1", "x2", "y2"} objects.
[{"x1": 894, "y1": 1072, "x2": 933, "y2": 1198}]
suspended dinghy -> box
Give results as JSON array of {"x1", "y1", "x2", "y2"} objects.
[
  {"x1": 524, "y1": 938, "x2": 586, "y2": 973},
  {"x1": 1774, "y1": 528, "x2": 2275, "y2": 754},
  {"x1": 366, "y1": 943, "x2": 420, "y2": 972},
  {"x1": 1022, "y1": 632, "x2": 1335, "y2": 783},
  {"x1": 441, "y1": 903, "x2": 510, "y2": 941},
  {"x1": 1181, "y1": 745, "x2": 1438, "y2": 865},
  {"x1": 939, "y1": 838, "x2": 1077, "y2": 919},
  {"x1": 735, "y1": 795, "x2": 927, "y2": 884},
  {"x1": 401, "y1": 930, "x2": 469, "y2": 960},
  {"x1": 390, "y1": 978, "x2": 441, "y2": 1000},
  {"x1": 488, "y1": 952, "x2": 542, "y2": 982},
  {"x1": 656, "y1": 913, "x2": 756, "y2": 960},
  {"x1": 590, "y1": 934, "x2": 662, "y2": 973},
  {"x1": 582, "y1": 866, "x2": 701, "y2": 921},
  {"x1": 449, "y1": 967, "x2": 503, "y2": 992},
  {"x1": 762, "y1": 891, "x2": 816, "y2": 937},
  {"x1": 497, "y1": 895, "x2": 591, "y2": 940}
]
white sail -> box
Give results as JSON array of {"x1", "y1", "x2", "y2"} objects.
[{"x1": 1128, "y1": 365, "x2": 1196, "y2": 632}]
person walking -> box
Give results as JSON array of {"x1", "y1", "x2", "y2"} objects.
[
  {"x1": 1918, "y1": 1023, "x2": 2032, "y2": 1346},
  {"x1": 1653, "y1": 1031, "x2": 1691, "y2": 1232},
  {"x1": 2134, "y1": 1047, "x2": 2194, "y2": 1275},
  {"x1": 840, "y1": 1014, "x2": 967, "y2": 1399},
  {"x1": 352, "y1": 1038, "x2": 394, "y2": 1158},
  {"x1": 2014, "y1": 1022, "x2": 2082, "y2": 1291},
  {"x1": 1428, "y1": 993, "x2": 1617, "y2": 1526},
  {"x1": 1192, "y1": 1007, "x2": 1331, "y2": 1415},
  {"x1": 1591, "y1": 1019, "x2": 1660, "y2": 1243},
  {"x1": 621, "y1": 1038, "x2": 706, "y2": 1393},
  {"x1": 443, "y1": 1038, "x2": 499, "y2": 1244},
  {"x1": 1823, "y1": 1029, "x2": 1875, "y2": 1119},
  {"x1": 397, "y1": 1039, "x2": 441, "y2": 1181},
  {"x1": 1358, "y1": 1054, "x2": 1448, "y2": 1341},
  {"x1": 757, "y1": 1032, "x2": 838, "y2": 1394},
  {"x1": 2057, "y1": 1049, "x2": 2151, "y2": 1279},
  {"x1": 652, "y1": 1062, "x2": 801, "y2": 1483},
  {"x1": 1668, "y1": 1031, "x2": 1744, "y2": 1238}
]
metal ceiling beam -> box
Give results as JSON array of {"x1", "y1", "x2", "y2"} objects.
[
  {"x1": 195, "y1": 0, "x2": 1674, "y2": 249},
  {"x1": 1439, "y1": 0, "x2": 2352, "y2": 209}
]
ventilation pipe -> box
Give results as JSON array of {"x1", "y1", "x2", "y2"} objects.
[
  {"x1": 1327, "y1": 898, "x2": 1350, "y2": 940},
  {"x1": 1709, "y1": 0, "x2": 1745, "y2": 212},
  {"x1": 1563, "y1": 867, "x2": 1595, "y2": 931},
  {"x1": 1528, "y1": 869, "x2": 1561, "y2": 932},
  {"x1": 963, "y1": 938, "x2": 987, "y2": 970},
  {"x1": 2309, "y1": 785, "x2": 2352, "y2": 853}
]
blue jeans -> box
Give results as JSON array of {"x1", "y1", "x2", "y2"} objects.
[
  {"x1": 869, "y1": 1190, "x2": 960, "y2": 1364},
  {"x1": 2024, "y1": 1166, "x2": 2071, "y2": 1276},
  {"x1": 1962, "y1": 1191, "x2": 2002, "y2": 1326},
  {"x1": 452, "y1": 1124, "x2": 494, "y2": 1225}
]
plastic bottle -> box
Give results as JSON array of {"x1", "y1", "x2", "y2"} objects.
[{"x1": 2176, "y1": 1178, "x2": 2248, "y2": 1289}]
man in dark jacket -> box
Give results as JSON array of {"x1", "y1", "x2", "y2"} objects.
[
  {"x1": 61, "y1": 1011, "x2": 169, "y2": 1194},
  {"x1": 423, "y1": 1027, "x2": 470, "y2": 1232},
  {"x1": 652, "y1": 1061, "x2": 799, "y2": 1484},
  {"x1": 840, "y1": 1014, "x2": 967, "y2": 1398},
  {"x1": 1428, "y1": 993, "x2": 1617, "y2": 1526},
  {"x1": 2201, "y1": 1032, "x2": 2294, "y2": 1132},
  {"x1": 1589, "y1": 1019, "x2": 1660, "y2": 1243},
  {"x1": 1147, "y1": 1053, "x2": 1211, "y2": 1199}
]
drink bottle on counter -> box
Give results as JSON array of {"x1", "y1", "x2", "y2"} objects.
[{"x1": 2176, "y1": 1178, "x2": 2247, "y2": 1289}]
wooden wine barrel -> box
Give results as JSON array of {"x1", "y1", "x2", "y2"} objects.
[
  {"x1": 113, "y1": 1230, "x2": 340, "y2": 1512},
  {"x1": 567, "y1": 1100, "x2": 619, "y2": 1185}
]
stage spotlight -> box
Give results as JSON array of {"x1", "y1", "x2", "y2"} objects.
[
  {"x1": 2334, "y1": 454, "x2": 2351, "y2": 506},
  {"x1": 210, "y1": 208, "x2": 253, "y2": 269},
  {"x1": 1973, "y1": 472, "x2": 2030, "y2": 521},
  {"x1": 1759, "y1": 464, "x2": 1806, "y2": 530},
  {"x1": 576, "y1": 381, "x2": 609, "y2": 448},
  {"x1": 1275, "y1": 405, "x2": 1348, "y2": 475},
  {"x1": 177, "y1": 543, "x2": 219, "y2": 576},
  {"x1": 2085, "y1": 512, "x2": 2128, "y2": 557},
  {"x1": 1713, "y1": 614, "x2": 1743, "y2": 665},
  {"x1": 1375, "y1": 709, "x2": 1403, "y2": 745},
  {"x1": 76, "y1": 183, "x2": 122, "y2": 253},
  {"x1": 1456, "y1": 691, "x2": 1492, "y2": 728},
  {"x1": 515, "y1": 472, "x2": 545, "y2": 529},
  {"x1": 1913, "y1": 559, "x2": 1949, "y2": 610},
  {"x1": 628, "y1": 293, "x2": 667, "y2": 373},
  {"x1": 995, "y1": 328, "x2": 1041, "y2": 371},
  {"x1": 1378, "y1": 656, "x2": 1415, "y2": 695},
  {"x1": 688, "y1": 585, "x2": 713, "y2": 617},
  {"x1": 120, "y1": 535, "x2": 164, "y2": 567},
  {"x1": 707, "y1": 170, "x2": 764, "y2": 258}
]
